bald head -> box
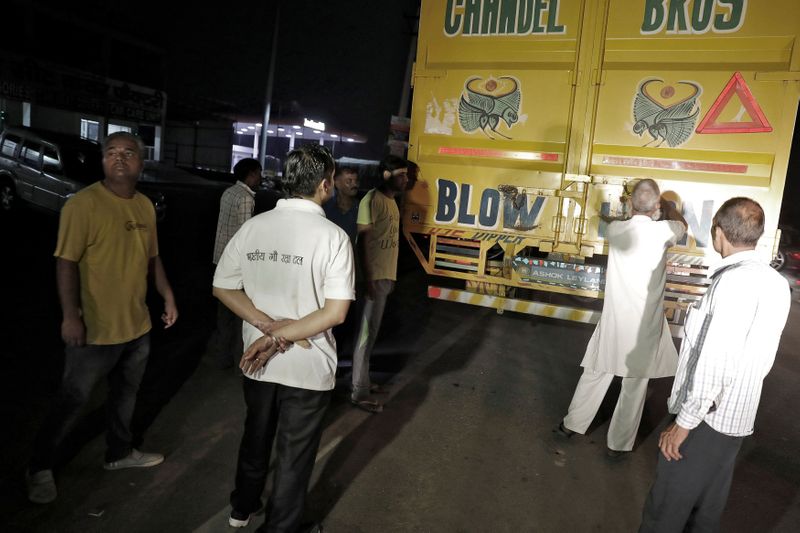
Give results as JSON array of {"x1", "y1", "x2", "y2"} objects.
[
  {"x1": 713, "y1": 197, "x2": 764, "y2": 247},
  {"x1": 631, "y1": 179, "x2": 661, "y2": 214}
]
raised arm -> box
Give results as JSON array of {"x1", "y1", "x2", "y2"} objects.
[{"x1": 661, "y1": 198, "x2": 688, "y2": 229}]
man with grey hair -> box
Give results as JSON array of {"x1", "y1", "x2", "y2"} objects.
[
  {"x1": 557, "y1": 178, "x2": 687, "y2": 456},
  {"x1": 640, "y1": 197, "x2": 790, "y2": 532}
]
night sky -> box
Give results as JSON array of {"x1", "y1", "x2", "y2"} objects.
[
  {"x1": 5, "y1": 0, "x2": 421, "y2": 158},
  {"x1": 161, "y1": 1, "x2": 420, "y2": 147},
  {"x1": 2, "y1": 0, "x2": 797, "y2": 223}
]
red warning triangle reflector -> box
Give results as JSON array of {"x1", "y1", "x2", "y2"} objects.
[{"x1": 696, "y1": 72, "x2": 772, "y2": 134}]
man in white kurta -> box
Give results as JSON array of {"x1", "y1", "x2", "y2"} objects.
[{"x1": 560, "y1": 179, "x2": 687, "y2": 454}]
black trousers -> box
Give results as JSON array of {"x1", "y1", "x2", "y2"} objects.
[
  {"x1": 30, "y1": 333, "x2": 151, "y2": 470},
  {"x1": 640, "y1": 422, "x2": 744, "y2": 533},
  {"x1": 231, "y1": 378, "x2": 330, "y2": 533}
]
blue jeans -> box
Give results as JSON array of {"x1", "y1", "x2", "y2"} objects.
[{"x1": 30, "y1": 333, "x2": 151, "y2": 471}]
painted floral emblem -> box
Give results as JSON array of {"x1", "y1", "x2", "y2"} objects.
[
  {"x1": 458, "y1": 76, "x2": 521, "y2": 139},
  {"x1": 632, "y1": 78, "x2": 701, "y2": 147}
]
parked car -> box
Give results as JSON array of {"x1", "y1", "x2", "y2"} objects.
[
  {"x1": 0, "y1": 126, "x2": 166, "y2": 220},
  {"x1": 771, "y1": 224, "x2": 800, "y2": 271}
]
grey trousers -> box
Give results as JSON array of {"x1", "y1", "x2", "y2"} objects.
[
  {"x1": 639, "y1": 421, "x2": 744, "y2": 533},
  {"x1": 351, "y1": 279, "x2": 394, "y2": 399}
]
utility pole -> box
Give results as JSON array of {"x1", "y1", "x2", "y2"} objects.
[
  {"x1": 259, "y1": 3, "x2": 280, "y2": 168},
  {"x1": 397, "y1": 4, "x2": 420, "y2": 118}
]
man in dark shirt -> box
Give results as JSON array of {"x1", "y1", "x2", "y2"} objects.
[{"x1": 323, "y1": 166, "x2": 360, "y2": 244}]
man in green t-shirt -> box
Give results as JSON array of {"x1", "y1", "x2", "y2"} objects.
[
  {"x1": 26, "y1": 132, "x2": 178, "y2": 505},
  {"x1": 351, "y1": 155, "x2": 408, "y2": 412}
]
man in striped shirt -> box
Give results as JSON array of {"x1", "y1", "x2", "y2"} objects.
[
  {"x1": 640, "y1": 197, "x2": 791, "y2": 532},
  {"x1": 207, "y1": 158, "x2": 262, "y2": 368}
]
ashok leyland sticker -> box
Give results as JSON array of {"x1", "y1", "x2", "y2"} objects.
[
  {"x1": 458, "y1": 76, "x2": 521, "y2": 139},
  {"x1": 632, "y1": 78, "x2": 702, "y2": 147}
]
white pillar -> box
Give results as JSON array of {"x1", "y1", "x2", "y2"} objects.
[{"x1": 22, "y1": 102, "x2": 31, "y2": 127}]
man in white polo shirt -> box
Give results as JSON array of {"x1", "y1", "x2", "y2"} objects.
[{"x1": 213, "y1": 144, "x2": 354, "y2": 532}]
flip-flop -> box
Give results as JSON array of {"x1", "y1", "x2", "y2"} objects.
[{"x1": 350, "y1": 398, "x2": 383, "y2": 413}]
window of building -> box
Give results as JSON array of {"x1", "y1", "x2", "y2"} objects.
[
  {"x1": 80, "y1": 119, "x2": 100, "y2": 141},
  {"x1": 108, "y1": 124, "x2": 132, "y2": 135},
  {"x1": 138, "y1": 125, "x2": 156, "y2": 160}
]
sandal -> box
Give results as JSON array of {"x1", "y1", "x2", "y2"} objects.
[{"x1": 350, "y1": 397, "x2": 383, "y2": 413}]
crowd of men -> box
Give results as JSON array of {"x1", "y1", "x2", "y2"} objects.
[{"x1": 21, "y1": 131, "x2": 790, "y2": 533}]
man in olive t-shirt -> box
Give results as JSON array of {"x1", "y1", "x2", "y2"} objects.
[
  {"x1": 350, "y1": 155, "x2": 408, "y2": 412},
  {"x1": 26, "y1": 132, "x2": 178, "y2": 505}
]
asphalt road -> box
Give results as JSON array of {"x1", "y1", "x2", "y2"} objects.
[{"x1": 1, "y1": 181, "x2": 798, "y2": 532}]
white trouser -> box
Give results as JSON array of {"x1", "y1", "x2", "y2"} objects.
[{"x1": 562, "y1": 368, "x2": 649, "y2": 452}]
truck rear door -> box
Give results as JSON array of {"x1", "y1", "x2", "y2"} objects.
[{"x1": 407, "y1": 0, "x2": 604, "y2": 262}]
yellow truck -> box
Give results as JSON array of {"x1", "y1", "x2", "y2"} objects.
[{"x1": 403, "y1": 0, "x2": 800, "y2": 332}]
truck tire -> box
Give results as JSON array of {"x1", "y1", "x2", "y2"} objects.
[{"x1": 0, "y1": 180, "x2": 16, "y2": 212}]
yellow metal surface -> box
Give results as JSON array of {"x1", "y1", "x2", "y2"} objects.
[{"x1": 406, "y1": 0, "x2": 800, "y2": 321}]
